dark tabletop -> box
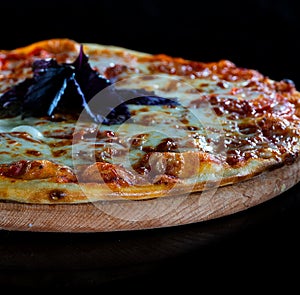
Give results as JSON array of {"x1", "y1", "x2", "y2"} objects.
[
  {"x1": 1, "y1": 183, "x2": 300, "y2": 290},
  {"x1": 1, "y1": 0, "x2": 300, "y2": 290}
]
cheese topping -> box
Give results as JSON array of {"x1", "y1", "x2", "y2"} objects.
[{"x1": 1, "y1": 39, "x2": 300, "y2": 188}]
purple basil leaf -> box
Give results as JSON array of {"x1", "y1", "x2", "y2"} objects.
[
  {"x1": 115, "y1": 88, "x2": 180, "y2": 106},
  {"x1": 0, "y1": 45, "x2": 112, "y2": 121},
  {"x1": 71, "y1": 45, "x2": 111, "y2": 100},
  {"x1": 66, "y1": 74, "x2": 98, "y2": 121},
  {"x1": 1, "y1": 45, "x2": 178, "y2": 124},
  {"x1": 0, "y1": 79, "x2": 35, "y2": 118},
  {"x1": 71, "y1": 45, "x2": 87, "y2": 70},
  {"x1": 32, "y1": 58, "x2": 60, "y2": 77},
  {"x1": 85, "y1": 86, "x2": 131, "y2": 125},
  {"x1": 22, "y1": 67, "x2": 73, "y2": 118}
]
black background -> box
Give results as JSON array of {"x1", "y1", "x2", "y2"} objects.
[
  {"x1": 2, "y1": 0, "x2": 300, "y2": 86},
  {"x1": 1, "y1": 0, "x2": 300, "y2": 291}
]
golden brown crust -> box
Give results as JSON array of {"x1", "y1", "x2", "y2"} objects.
[
  {"x1": 0, "y1": 157, "x2": 297, "y2": 205},
  {"x1": 1, "y1": 38, "x2": 80, "y2": 55},
  {"x1": 0, "y1": 156, "x2": 289, "y2": 204}
]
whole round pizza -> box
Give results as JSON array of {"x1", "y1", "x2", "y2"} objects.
[{"x1": 1, "y1": 39, "x2": 300, "y2": 231}]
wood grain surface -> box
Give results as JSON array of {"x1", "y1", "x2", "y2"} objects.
[{"x1": 1, "y1": 159, "x2": 300, "y2": 232}]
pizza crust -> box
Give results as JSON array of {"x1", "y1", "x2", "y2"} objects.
[
  {"x1": 2, "y1": 38, "x2": 80, "y2": 54},
  {"x1": 0, "y1": 157, "x2": 296, "y2": 204},
  {"x1": 1, "y1": 38, "x2": 300, "y2": 216},
  {"x1": 0, "y1": 157, "x2": 299, "y2": 232}
]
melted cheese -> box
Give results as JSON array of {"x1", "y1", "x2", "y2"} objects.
[{"x1": 1, "y1": 39, "x2": 300, "y2": 186}]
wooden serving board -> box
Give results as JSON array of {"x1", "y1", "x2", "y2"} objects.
[{"x1": 1, "y1": 160, "x2": 300, "y2": 232}]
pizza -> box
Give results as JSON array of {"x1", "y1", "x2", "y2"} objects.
[{"x1": 1, "y1": 38, "x2": 300, "y2": 205}]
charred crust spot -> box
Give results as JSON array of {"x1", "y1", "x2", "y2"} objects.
[
  {"x1": 25, "y1": 149, "x2": 42, "y2": 156},
  {"x1": 283, "y1": 152, "x2": 298, "y2": 165},
  {"x1": 49, "y1": 190, "x2": 66, "y2": 201}
]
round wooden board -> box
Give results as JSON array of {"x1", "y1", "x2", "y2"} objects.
[{"x1": 1, "y1": 160, "x2": 300, "y2": 233}]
